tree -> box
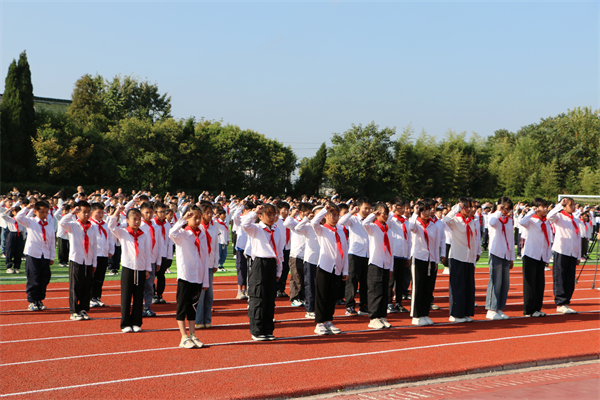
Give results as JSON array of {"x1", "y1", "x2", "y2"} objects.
[
  {"x1": 1, "y1": 51, "x2": 36, "y2": 181},
  {"x1": 293, "y1": 143, "x2": 327, "y2": 196}
]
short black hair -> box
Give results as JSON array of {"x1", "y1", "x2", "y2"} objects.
[
  {"x1": 355, "y1": 197, "x2": 370, "y2": 208},
  {"x1": 338, "y1": 203, "x2": 349, "y2": 211},
  {"x1": 127, "y1": 208, "x2": 141, "y2": 218},
  {"x1": 374, "y1": 202, "x2": 389, "y2": 214},
  {"x1": 140, "y1": 201, "x2": 153, "y2": 211},
  {"x1": 497, "y1": 196, "x2": 514, "y2": 210},
  {"x1": 531, "y1": 197, "x2": 548, "y2": 208},
  {"x1": 277, "y1": 201, "x2": 290, "y2": 210},
  {"x1": 90, "y1": 202, "x2": 104, "y2": 212}
]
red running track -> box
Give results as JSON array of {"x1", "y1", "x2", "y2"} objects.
[{"x1": 0, "y1": 268, "x2": 599, "y2": 399}]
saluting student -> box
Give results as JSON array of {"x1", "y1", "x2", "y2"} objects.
[
  {"x1": 89, "y1": 202, "x2": 115, "y2": 308},
  {"x1": 152, "y1": 203, "x2": 171, "y2": 304},
  {"x1": 295, "y1": 206, "x2": 322, "y2": 319},
  {"x1": 196, "y1": 203, "x2": 218, "y2": 329},
  {"x1": 386, "y1": 198, "x2": 412, "y2": 314},
  {"x1": 1, "y1": 205, "x2": 25, "y2": 274},
  {"x1": 284, "y1": 203, "x2": 311, "y2": 307},
  {"x1": 139, "y1": 202, "x2": 165, "y2": 317}
]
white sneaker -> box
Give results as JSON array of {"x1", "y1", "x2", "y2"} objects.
[
  {"x1": 190, "y1": 335, "x2": 204, "y2": 348},
  {"x1": 412, "y1": 317, "x2": 428, "y2": 326},
  {"x1": 465, "y1": 316, "x2": 474, "y2": 322},
  {"x1": 251, "y1": 335, "x2": 267, "y2": 341},
  {"x1": 497, "y1": 310, "x2": 509, "y2": 319},
  {"x1": 236, "y1": 291, "x2": 244, "y2": 300},
  {"x1": 179, "y1": 336, "x2": 196, "y2": 349},
  {"x1": 380, "y1": 318, "x2": 392, "y2": 328},
  {"x1": 442, "y1": 267, "x2": 450, "y2": 275},
  {"x1": 544, "y1": 266, "x2": 551, "y2": 271},
  {"x1": 486, "y1": 310, "x2": 502, "y2": 320},
  {"x1": 449, "y1": 316, "x2": 467, "y2": 323},
  {"x1": 291, "y1": 299, "x2": 303, "y2": 307},
  {"x1": 90, "y1": 299, "x2": 98, "y2": 308},
  {"x1": 314, "y1": 323, "x2": 330, "y2": 335},
  {"x1": 325, "y1": 321, "x2": 341, "y2": 334},
  {"x1": 425, "y1": 316, "x2": 434, "y2": 325},
  {"x1": 132, "y1": 325, "x2": 142, "y2": 332},
  {"x1": 305, "y1": 312, "x2": 315, "y2": 319},
  {"x1": 557, "y1": 305, "x2": 577, "y2": 314},
  {"x1": 121, "y1": 326, "x2": 133, "y2": 333},
  {"x1": 6, "y1": 268, "x2": 14, "y2": 274},
  {"x1": 95, "y1": 299, "x2": 105, "y2": 307},
  {"x1": 531, "y1": 311, "x2": 544, "y2": 317},
  {"x1": 79, "y1": 310, "x2": 91, "y2": 320},
  {"x1": 70, "y1": 313, "x2": 83, "y2": 321},
  {"x1": 368, "y1": 318, "x2": 385, "y2": 330}
]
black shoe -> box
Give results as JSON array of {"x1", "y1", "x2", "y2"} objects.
[
  {"x1": 152, "y1": 296, "x2": 160, "y2": 304},
  {"x1": 158, "y1": 296, "x2": 167, "y2": 304},
  {"x1": 335, "y1": 299, "x2": 345, "y2": 305},
  {"x1": 276, "y1": 290, "x2": 288, "y2": 298}
]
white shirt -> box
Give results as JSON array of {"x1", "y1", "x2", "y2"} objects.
[
  {"x1": 430, "y1": 216, "x2": 447, "y2": 259},
  {"x1": 107, "y1": 216, "x2": 152, "y2": 272},
  {"x1": 338, "y1": 212, "x2": 369, "y2": 258},
  {"x1": 311, "y1": 208, "x2": 349, "y2": 276},
  {"x1": 547, "y1": 204, "x2": 582, "y2": 259},
  {"x1": 519, "y1": 210, "x2": 553, "y2": 263},
  {"x1": 443, "y1": 204, "x2": 479, "y2": 264},
  {"x1": 0, "y1": 211, "x2": 19, "y2": 233},
  {"x1": 241, "y1": 211, "x2": 285, "y2": 277},
  {"x1": 362, "y1": 213, "x2": 394, "y2": 270},
  {"x1": 90, "y1": 218, "x2": 115, "y2": 258},
  {"x1": 202, "y1": 220, "x2": 219, "y2": 270},
  {"x1": 169, "y1": 219, "x2": 209, "y2": 285},
  {"x1": 153, "y1": 217, "x2": 172, "y2": 259},
  {"x1": 295, "y1": 216, "x2": 320, "y2": 266},
  {"x1": 283, "y1": 216, "x2": 305, "y2": 259},
  {"x1": 488, "y1": 210, "x2": 516, "y2": 261},
  {"x1": 59, "y1": 214, "x2": 98, "y2": 267},
  {"x1": 232, "y1": 206, "x2": 249, "y2": 250},
  {"x1": 409, "y1": 214, "x2": 441, "y2": 263},
  {"x1": 15, "y1": 208, "x2": 56, "y2": 261},
  {"x1": 279, "y1": 216, "x2": 291, "y2": 251},
  {"x1": 141, "y1": 219, "x2": 163, "y2": 266},
  {"x1": 387, "y1": 213, "x2": 412, "y2": 259},
  {"x1": 214, "y1": 218, "x2": 229, "y2": 245}
]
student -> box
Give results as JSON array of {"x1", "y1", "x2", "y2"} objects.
[
  {"x1": 519, "y1": 198, "x2": 552, "y2": 317},
  {"x1": 152, "y1": 202, "x2": 171, "y2": 304},
  {"x1": 214, "y1": 209, "x2": 229, "y2": 272},
  {"x1": 284, "y1": 203, "x2": 311, "y2": 307},
  {"x1": 443, "y1": 198, "x2": 478, "y2": 323},
  {"x1": 387, "y1": 198, "x2": 412, "y2": 313},
  {"x1": 169, "y1": 206, "x2": 209, "y2": 349},
  {"x1": 58, "y1": 201, "x2": 98, "y2": 321},
  {"x1": 579, "y1": 212, "x2": 593, "y2": 261},
  {"x1": 16, "y1": 200, "x2": 56, "y2": 311},
  {"x1": 1, "y1": 205, "x2": 25, "y2": 274},
  {"x1": 336, "y1": 203, "x2": 351, "y2": 305},
  {"x1": 89, "y1": 203, "x2": 115, "y2": 308},
  {"x1": 427, "y1": 199, "x2": 446, "y2": 311},
  {"x1": 108, "y1": 206, "x2": 151, "y2": 332},
  {"x1": 56, "y1": 204, "x2": 71, "y2": 267},
  {"x1": 547, "y1": 197, "x2": 581, "y2": 314},
  {"x1": 295, "y1": 206, "x2": 321, "y2": 319},
  {"x1": 311, "y1": 203, "x2": 348, "y2": 335},
  {"x1": 275, "y1": 201, "x2": 292, "y2": 298},
  {"x1": 339, "y1": 197, "x2": 371, "y2": 316},
  {"x1": 196, "y1": 203, "x2": 218, "y2": 329},
  {"x1": 481, "y1": 205, "x2": 490, "y2": 251},
  {"x1": 486, "y1": 196, "x2": 515, "y2": 320},
  {"x1": 409, "y1": 200, "x2": 443, "y2": 326},
  {"x1": 241, "y1": 203, "x2": 285, "y2": 341},
  {"x1": 362, "y1": 203, "x2": 394, "y2": 329},
  {"x1": 139, "y1": 202, "x2": 164, "y2": 317},
  {"x1": 232, "y1": 201, "x2": 254, "y2": 300}
]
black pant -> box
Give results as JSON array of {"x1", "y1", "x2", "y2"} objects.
[
  {"x1": 231, "y1": 230, "x2": 238, "y2": 250},
  {"x1": 582, "y1": 238, "x2": 589, "y2": 258},
  {"x1": 248, "y1": 257, "x2": 277, "y2": 336},
  {"x1": 91, "y1": 256, "x2": 109, "y2": 299},
  {"x1": 289, "y1": 256, "x2": 305, "y2": 301},
  {"x1": 69, "y1": 261, "x2": 94, "y2": 314},
  {"x1": 345, "y1": 254, "x2": 369, "y2": 311},
  {"x1": 553, "y1": 252, "x2": 576, "y2": 306},
  {"x1": 57, "y1": 237, "x2": 69, "y2": 265},
  {"x1": 176, "y1": 278, "x2": 202, "y2": 321},
  {"x1": 411, "y1": 258, "x2": 436, "y2": 318},
  {"x1": 522, "y1": 255, "x2": 545, "y2": 314},
  {"x1": 448, "y1": 258, "x2": 475, "y2": 318},
  {"x1": 120, "y1": 268, "x2": 146, "y2": 329},
  {"x1": 388, "y1": 257, "x2": 407, "y2": 305},
  {"x1": 481, "y1": 229, "x2": 489, "y2": 251},
  {"x1": 25, "y1": 256, "x2": 52, "y2": 303},
  {"x1": 235, "y1": 249, "x2": 249, "y2": 287},
  {"x1": 367, "y1": 264, "x2": 390, "y2": 319},
  {"x1": 315, "y1": 268, "x2": 341, "y2": 323},
  {"x1": 304, "y1": 261, "x2": 317, "y2": 313},
  {"x1": 108, "y1": 245, "x2": 121, "y2": 272},
  {"x1": 443, "y1": 243, "x2": 451, "y2": 267},
  {"x1": 155, "y1": 257, "x2": 170, "y2": 297},
  {"x1": 5, "y1": 232, "x2": 24, "y2": 270},
  {"x1": 276, "y1": 249, "x2": 290, "y2": 293}
]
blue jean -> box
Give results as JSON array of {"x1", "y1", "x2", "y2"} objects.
[
  {"x1": 485, "y1": 254, "x2": 511, "y2": 311},
  {"x1": 1, "y1": 227, "x2": 9, "y2": 254},
  {"x1": 144, "y1": 263, "x2": 156, "y2": 310},
  {"x1": 196, "y1": 268, "x2": 214, "y2": 325},
  {"x1": 218, "y1": 244, "x2": 227, "y2": 267}
]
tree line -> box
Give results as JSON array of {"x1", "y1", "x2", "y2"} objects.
[{"x1": 2, "y1": 51, "x2": 599, "y2": 200}]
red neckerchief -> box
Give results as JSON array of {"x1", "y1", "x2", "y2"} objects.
[
  {"x1": 323, "y1": 223, "x2": 344, "y2": 259},
  {"x1": 185, "y1": 225, "x2": 202, "y2": 256},
  {"x1": 416, "y1": 217, "x2": 430, "y2": 252},
  {"x1": 560, "y1": 211, "x2": 579, "y2": 235},
  {"x1": 457, "y1": 212, "x2": 473, "y2": 249},
  {"x1": 201, "y1": 221, "x2": 212, "y2": 254},
  {"x1": 91, "y1": 218, "x2": 107, "y2": 240},
  {"x1": 126, "y1": 226, "x2": 144, "y2": 257},
  {"x1": 77, "y1": 219, "x2": 91, "y2": 254},
  {"x1": 374, "y1": 219, "x2": 391, "y2": 255},
  {"x1": 431, "y1": 215, "x2": 438, "y2": 223},
  {"x1": 263, "y1": 226, "x2": 277, "y2": 255},
  {"x1": 498, "y1": 215, "x2": 511, "y2": 251},
  {"x1": 532, "y1": 215, "x2": 549, "y2": 246},
  {"x1": 216, "y1": 218, "x2": 228, "y2": 233},
  {"x1": 154, "y1": 216, "x2": 167, "y2": 239},
  {"x1": 15, "y1": 221, "x2": 19, "y2": 237},
  {"x1": 38, "y1": 220, "x2": 48, "y2": 242},
  {"x1": 393, "y1": 214, "x2": 408, "y2": 240},
  {"x1": 142, "y1": 220, "x2": 156, "y2": 249},
  {"x1": 343, "y1": 226, "x2": 349, "y2": 240}
]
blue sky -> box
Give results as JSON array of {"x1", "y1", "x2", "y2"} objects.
[{"x1": 2, "y1": 1, "x2": 598, "y2": 160}]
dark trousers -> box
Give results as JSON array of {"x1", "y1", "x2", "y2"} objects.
[
  {"x1": 176, "y1": 278, "x2": 202, "y2": 321},
  {"x1": 236, "y1": 249, "x2": 248, "y2": 286},
  {"x1": 411, "y1": 258, "x2": 437, "y2": 318},
  {"x1": 25, "y1": 256, "x2": 52, "y2": 303},
  {"x1": 345, "y1": 254, "x2": 369, "y2": 311},
  {"x1": 120, "y1": 267, "x2": 146, "y2": 329},
  {"x1": 443, "y1": 244, "x2": 451, "y2": 267},
  {"x1": 367, "y1": 264, "x2": 390, "y2": 319},
  {"x1": 481, "y1": 229, "x2": 489, "y2": 250},
  {"x1": 69, "y1": 261, "x2": 94, "y2": 314},
  {"x1": 231, "y1": 230, "x2": 238, "y2": 250},
  {"x1": 522, "y1": 255, "x2": 545, "y2": 314},
  {"x1": 303, "y1": 261, "x2": 317, "y2": 313},
  {"x1": 248, "y1": 257, "x2": 277, "y2": 336},
  {"x1": 91, "y1": 256, "x2": 109, "y2": 299},
  {"x1": 448, "y1": 258, "x2": 475, "y2": 318},
  {"x1": 5, "y1": 232, "x2": 24, "y2": 270},
  {"x1": 582, "y1": 238, "x2": 589, "y2": 258},
  {"x1": 108, "y1": 245, "x2": 121, "y2": 272},
  {"x1": 388, "y1": 257, "x2": 407, "y2": 305},
  {"x1": 57, "y1": 237, "x2": 69, "y2": 265},
  {"x1": 276, "y1": 249, "x2": 290, "y2": 293},
  {"x1": 553, "y1": 252, "x2": 577, "y2": 306},
  {"x1": 155, "y1": 257, "x2": 170, "y2": 297},
  {"x1": 289, "y1": 256, "x2": 305, "y2": 301},
  {"x1": 315, "y1": 267, "x2": 341, "y2": 323}
]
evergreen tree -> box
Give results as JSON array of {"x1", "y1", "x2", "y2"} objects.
[{"x1": 293, "y1": 143, "x2": 327, "y2": 196}]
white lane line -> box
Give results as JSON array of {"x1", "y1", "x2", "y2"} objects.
[{"x1": 1, "y1": 327, "x2": 598, "y2": 398}]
